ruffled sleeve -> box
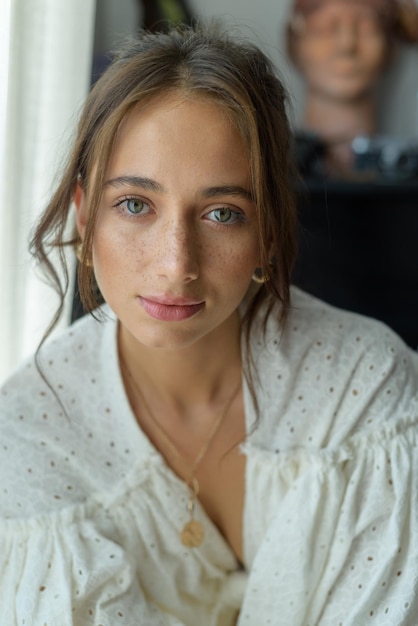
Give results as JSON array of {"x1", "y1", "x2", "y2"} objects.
[
  {"x1": 240, "y1": 289, "x2": 418, "y2": 625},
  {"x1": 241, "y1": 406, "x2": 418, "y2": 625},
  {"x1": 0, "y1": 310, "x2": 242, "y2": 626},
  {"x1": 0, "y1": 506, "x2": 186, "y2": 625}
]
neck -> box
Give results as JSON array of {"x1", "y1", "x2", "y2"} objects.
[
  {"x1": 303, "y1": 90, "x2": 377, "y2": 172},
  {"x1": 118, "y1": 311, "x2": 242, "y2": 420}
]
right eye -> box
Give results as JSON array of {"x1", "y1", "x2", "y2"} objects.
[{"x1": 115, "y1": 197, "x2": 151, "y2": 216}]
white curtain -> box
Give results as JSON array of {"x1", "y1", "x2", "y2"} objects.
[{"x1": 0, "y1": 0, "x2": 96, "y2": 383}]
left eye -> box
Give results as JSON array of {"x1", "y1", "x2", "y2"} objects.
[
  {"x1": 117, "y1": 198, "x2": 150, "y2": 215},
  {"x1": 206, "y1": 207, "x2": 242, "y2": 224}
]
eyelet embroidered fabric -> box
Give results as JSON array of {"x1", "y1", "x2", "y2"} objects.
[{"x1": 0, "y1": 287, "x2": 417, "y2": 626}]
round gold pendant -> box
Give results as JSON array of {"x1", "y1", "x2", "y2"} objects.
[{"x1": 180, "y1": 519, "x2": 205, "y2": 548}]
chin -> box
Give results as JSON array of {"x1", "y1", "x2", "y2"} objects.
[{"x1": 129, "y1": 325, "x2": 210, "y2": 352}]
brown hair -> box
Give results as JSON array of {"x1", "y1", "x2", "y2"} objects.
[{"x1": 30, "y1": 22, "x2": 298, "y2": 342}]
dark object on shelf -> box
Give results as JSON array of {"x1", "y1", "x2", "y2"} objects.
[
  {"x1": 293, "y1": 131, "x2": 418, "y2": 182},
  {"x1": 139, "y1": 0, "x2": 194, "y2": 32},
  {"x1": 293, "y1": 130, "x2": 327, "y2": 178},
  {"x1": 292, "y1": 178, "x2": 418, "y2": 349},
  {"x1": 352, "y1": 135, "x2": 418, "y2": 181}
]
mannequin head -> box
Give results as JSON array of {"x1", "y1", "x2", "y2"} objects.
[
  {"x1": 287, "y1": 0, "x2": 396, "y2": 104},
  {"x1": 287, "y1": 0, "x2": 418, "y2": 102},
  {"x1": 286, "y1": 0, "x2": 418, "y2": 174}
]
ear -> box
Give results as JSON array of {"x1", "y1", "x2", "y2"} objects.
[{"x1": 74, "y1": 182, "x2": 88, "y2": 240}]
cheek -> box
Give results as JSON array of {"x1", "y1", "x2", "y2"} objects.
[
  {"x1": 93, "y1": 219, "x2": 149, "y2": 264},
  {"x1": 91, "y1": 226, "x2": 143, "y2": 292},
  {"x1": 93, "y1": 229, "x2": 120, "y2": 271},
  {"x1": 213, "y1": 240, "x2": 259, "y2": 284}
]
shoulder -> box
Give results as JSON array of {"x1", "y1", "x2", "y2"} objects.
[
  {"x1": 248, "y1": 288, "x2": 418, "y2": 449},
  {"x1": 0, "y1": 305, "x2": 125, "y2": 519},
  {"x1": 281, "y1": 286, "x2": 415, "y2": 373},
  {"x1": 257, "y1": 286, "x2": 417, "y2": 376},
  {"x1": 243, "y1": 292, "x2": 418, "y2": 625},
  {"x1": 1, "y1": 305, "x2": 116, "y2": 415},
  {"x1": 287, "y1": 286, "x2": 410, "y2": 350}
]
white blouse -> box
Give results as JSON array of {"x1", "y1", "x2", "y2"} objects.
[{"x1": 1, "y1": 287, "x2": 417, "y2": 626}]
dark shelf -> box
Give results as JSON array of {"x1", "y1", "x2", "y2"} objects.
[{"x1": 292, "y1": 177, "x2": 418, "y2": 349}]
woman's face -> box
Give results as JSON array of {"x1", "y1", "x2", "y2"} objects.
[
  {"x1": 294, "y1": 1, "x2": 388, "y2": 102},
  {"x1": 76, "y1": 93, "x2": 261, "y2": 352}
]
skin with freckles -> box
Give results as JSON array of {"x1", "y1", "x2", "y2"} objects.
[
  {"x1": 75, "y1": 92, "x2": 258, "y2": 562},
  {"x1": 75, "y1": 92, "x2": 261, "y2": 359}
]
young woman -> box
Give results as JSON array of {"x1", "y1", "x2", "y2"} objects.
[{"x1": 1, "y1": 23, "x2": 417, "y2": 626}]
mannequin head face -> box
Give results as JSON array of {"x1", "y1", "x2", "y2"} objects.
[{"x1": 287, "y1": 0, "x2": 393, "y2": 102}]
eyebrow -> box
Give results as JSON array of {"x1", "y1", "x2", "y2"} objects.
[
  {"x1": 104, "y1": 175, "x2": 164, "y2": 193},
  {"x1": 104, "y1": 175, "x2": 254, "y2": 202},
  {"x1": 202, "y1": 185, "x2": 254, "y2": 202}
]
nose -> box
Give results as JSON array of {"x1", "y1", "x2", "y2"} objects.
[
  {"x1": 334, "y1": 19, "x2": 357, "y2": 53},
  {"x1": 156, "y1": 217, "x2": 199, "y2": 283}
]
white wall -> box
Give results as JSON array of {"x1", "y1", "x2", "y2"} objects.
[{"x1": 95, "y1": 0, "x2": 418, "y2": 135}]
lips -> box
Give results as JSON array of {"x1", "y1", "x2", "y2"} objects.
[{"x1": 138, "y1": 296, "x2": 205, "y2": 322}]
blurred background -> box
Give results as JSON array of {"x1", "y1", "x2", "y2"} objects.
[
  {"x1": 93, "y1": 0, "x2": 418, "y2": 135},
  {"x1": 1, "y1": 0, "x2": 417, "y2": 382}
]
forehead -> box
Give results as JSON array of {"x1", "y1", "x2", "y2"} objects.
[
  {"x1": 105, "y1": 92, "x2": 252, "y2": 186},
  {"x1": 110, "y1": 92, "x2": 247, "y2": 158}
]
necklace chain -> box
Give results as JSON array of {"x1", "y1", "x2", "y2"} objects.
[{"x1": 121, "y1": 355, "x2": 241, "y2": 548}]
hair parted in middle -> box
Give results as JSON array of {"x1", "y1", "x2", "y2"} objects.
[{"x1": 31, "y1": 22, "x2": 299, "y2": 335}]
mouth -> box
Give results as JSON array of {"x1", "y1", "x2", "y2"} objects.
[{"x1": 138, "y1": 296, "x2": 205, "y2": 322}]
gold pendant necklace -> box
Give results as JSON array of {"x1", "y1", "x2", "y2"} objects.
[
  {"x1": 121, "y1": 357, "x2": 241, "y2": 548},
  {"x1": 180, "y1": 477, "x2": 205, "y2": 548}
]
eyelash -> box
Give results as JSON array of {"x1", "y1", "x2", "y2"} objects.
[
  {"x1": 205, "y1": 207, "x2": 246, "y2": 226},
  {"x1": 112, "y1": 195, "x2": 246, "y2": 225},
  {"x1": 113, "y1": 196, "x2": 151, "y2": 218}
]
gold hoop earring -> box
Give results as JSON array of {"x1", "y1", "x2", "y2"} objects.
[
  {"x1": 75, "y1": 241, "x2": 93, "y2": 267},
  {"x1": 75, "y1": 242, "x2": 82, "y2": 262},
  {"x1": 252, "y1": 267, "x2": 269, "y2": 284}
]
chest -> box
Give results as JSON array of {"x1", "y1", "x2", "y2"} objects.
[
  {"x1": 138, "y1": 401, "x2": 247, "y2": 564},
  {"x1": 126, "y1": 372, "x2": 248, "y2": 563},
  {"x1": 164, "y1": 405, "x2": 247, "y2": 564},
  {"x1": 195, "y1": 435, "x2": 246, "y2": 564}
]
